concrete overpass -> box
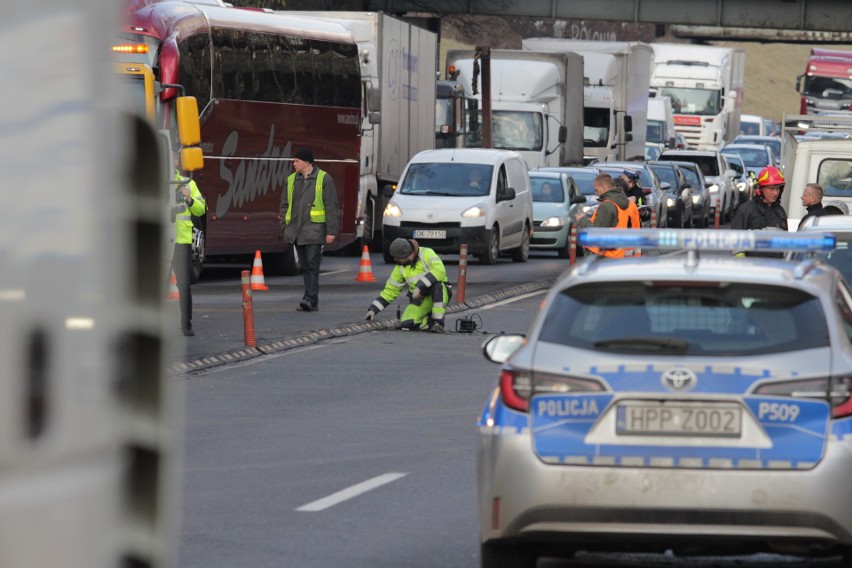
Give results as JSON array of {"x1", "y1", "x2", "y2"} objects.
[{"x1": 362, "y1": 0, "x2": 852, "y2": 36}]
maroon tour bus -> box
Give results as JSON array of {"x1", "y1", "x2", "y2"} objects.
[{"x1": 120, "y1": 0, "x2": 362, "y2": 277}]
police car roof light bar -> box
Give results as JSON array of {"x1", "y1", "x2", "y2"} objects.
[{"x1": 577, "y1": 229, "x2": 836, "y2": 253}]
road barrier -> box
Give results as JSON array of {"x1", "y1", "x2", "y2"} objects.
[
  {"x1": 714, "y1": 196, "x2": 722, "y2": 229},
  {"x1": 355, "y1": 245, "x2": 376, "y2": 282},
  {"x1": 456, "y1": 243, "x2": 468, "y2": 304},
  {"x1": 241, "y1": 270, "x2": 256, "y2": 347},
  {"x1": 250, "y1": 249, "x2": 269, "y2": 291}
]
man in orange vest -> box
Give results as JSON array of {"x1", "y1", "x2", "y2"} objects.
[{"x1": 573, "y1": 173, "x2": 631, "y2": 258}]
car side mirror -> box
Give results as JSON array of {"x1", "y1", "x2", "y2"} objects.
[
  {"x1": 643, "y1": 187, "x2": 652, "y2": 196},
  {"x1": 499, "y1": 187, "x2": 516, "y2": 202},
  {"x1": 571, "y1": 195, "x2": 587, "y2": 205},
  {"x1": 482, "y1": 334, "x2": 526, "y2": 363},
  {"x1": 660, "y1": 182, "x2": 670, "y2": 191}
]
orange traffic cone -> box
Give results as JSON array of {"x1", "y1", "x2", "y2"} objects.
[
  {"x1": 355, "y1": 245, "x2": 376, "y2": 282},
  {"x1": 250, "y1": 250, "x2": 269, "y2": 291},
  {"x1": 167, "y1": 270, "x2": 179, "y2": 301}
]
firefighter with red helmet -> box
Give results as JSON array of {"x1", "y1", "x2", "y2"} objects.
[
  {"x1": 731, "y1": 165, "x2": 788, "y2": 232},
  {"x1": 731, "y1": 165, "x2": 788, "y2": 256}
]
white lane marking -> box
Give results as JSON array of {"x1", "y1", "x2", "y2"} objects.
[
  {"x1": 479, "y1": 289, "x2": 546, "y2": 310},
  {"x1": 296, "y1": 472, "x2": 408, "y2": 512},
  {"x1": 321, "y1": 269, "x2": 349, "y2": 277}
]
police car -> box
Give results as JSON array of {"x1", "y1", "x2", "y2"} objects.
[{"x1": 478, "y1": 229, "x2": 852, "y2": 567}]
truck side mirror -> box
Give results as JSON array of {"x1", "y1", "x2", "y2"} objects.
[
  {"x1": 366, "y1": 87, "x2": 381, "y2": 112},
  {"x1": 558, "y1": 125, "x2": 567, "y2": 144},
  {"x1": 624, "y1": 115, "x2": 633, "y2": 133}
]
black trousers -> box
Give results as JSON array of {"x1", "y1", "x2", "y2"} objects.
[{"x1": 172, "y1": 243, "x2": 192, "y2": 331}]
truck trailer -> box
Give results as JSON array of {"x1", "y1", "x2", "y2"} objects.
[
  {"x1": 522, "y1": 39, "x2": 653, "y2": 163},
  {"x1": 650, "y1": 43, "x2": 745, "y2": 151},
  {"x1": 446, "y1": 49, "x2": 584, "y2": 169},
  {"x1": 285, "y1": 11, "x2": 438, "y2": 250}
]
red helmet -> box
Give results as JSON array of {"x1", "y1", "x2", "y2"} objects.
[{"x1": 756, "y1": 165, "x2": 785, "y2": 188}]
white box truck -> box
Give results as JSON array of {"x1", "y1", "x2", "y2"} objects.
[
  {"x1": 446, "y1": 49, "x2": 584, "y2": 169},
  {"x1": 650, "y1": 43, "x2": 745, "y2": 151},
  {"x1": 647, "y1": 94, "x2": 677, "y2": 149},
  {"x1": 284, "y1": 11, "x2": 437, "y2": 249},
  {"x1": 522, "y1": 39, "x2": 653, "y2": 163},
  {"x1": 780, "y1": 114, "x2": 852, "y2": 230}
]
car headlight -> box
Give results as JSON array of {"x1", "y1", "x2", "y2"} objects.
[
  {"x1": 692, "y1": 194, "x2": 701, "y2": 204},
  {"x1": 383, "y1": 202, "x2": 402, "y2": 218},
  {"x1": 666, "y1": 197, "x2": 676, "y2": 207},
  {"x1": 708, "y1": 183, "x2": 719, "y2": 194},
  {"x1": 736, "y1": 181, "x2": 747, "y2": 191},
  {"x1": 582, "y1": 205, "x2": 597, "y2": 215},
  {"x1": 462, "y1": 202, "x2": 487, "y2": 218},
  {"x1": 540, "y1": 216, "x2": 564, "y2": 228}
]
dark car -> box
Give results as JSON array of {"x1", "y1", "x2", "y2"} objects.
[
  {"x1": 648, "y1": 161, "x2": 694, "y2": 228},
  {"x1": 655, "y1": 160, "x2": 712, "y2": 227},
  {"x1": 595, "y1": 162, "x2": 669, "y2": 228}
]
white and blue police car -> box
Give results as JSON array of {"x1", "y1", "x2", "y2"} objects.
[{"x1": 478, "y1": 229, "x2": 852, "y2": 567}]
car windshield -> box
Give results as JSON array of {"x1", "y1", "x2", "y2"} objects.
[
  {"x1": 488, "y1": 110, "x2": 543, "y2": 151},
  {"x1": 678, "y1": 166, "x2": 701, "y2": 189},
  {"x1": 658, "y1": 87, "x2": 721, "y2": 116},
  {"x1": 398, "y1": 163, "x2": 492, "y2": 197},
  {"x1": 724, "y1": 147, "x2": 770, "y2": 168},
  {"x1": 650, "y1": 165, "x2": 678, "y2": 189},
  {"x1": 530, "y1": 178, "x2": 565, "y2": 202},
  {"x1": 538, "y1": 282, "x2": 829, "y2": 356},
  {"x1": 736, "y1": 137, "x2": 781, "y2": 159},
  {"x1": 566, "y1": 170, "x2": 597, "y2": 196},
  {"x1": 661, "y1": 154, "x2": 718, "y2": 177}
]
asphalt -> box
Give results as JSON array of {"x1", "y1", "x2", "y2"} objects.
[{"x1": 168, "y1": 275, "x2": 556, "y2": 376}]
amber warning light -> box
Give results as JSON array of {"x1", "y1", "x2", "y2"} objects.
[{"x1": 112, "y1": 43, "x2": 149, "y2": 54}]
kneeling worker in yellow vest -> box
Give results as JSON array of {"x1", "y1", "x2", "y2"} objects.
[
  {"x1": 573, "y1": 173, "x2": 632, "y2": 258},
  {"x1": 365, "y1": 238, "x2": 451, "y2": 332}
]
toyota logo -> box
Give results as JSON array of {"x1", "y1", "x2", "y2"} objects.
[{"x1": 660, "y1": 368, "x2": 697, "y2": 392}]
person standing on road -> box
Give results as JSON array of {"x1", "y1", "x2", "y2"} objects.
[
  {"x1": 364, "y1": 238, "x2": 451, "y2": 333},
  {"x1": 797, "y1": 182, "x2": 827, "y2": 230},
  {"x1": 279, "y1": 147, "x2": 338, "y2": 312},
  {"x1": 573, "y1": 173, "x2": 632, "y2": 258},
  {"x1": 731, "y1": 165, "x2": 788, "y2": 257},
  {"x1": 621, "y1": 169, "x2": 646, "y2": 206},
  {"x1": 172, "y1": 169, "x2": 206, "y2": 336}
]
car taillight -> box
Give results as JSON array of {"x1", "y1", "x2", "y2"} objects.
[
  {"x1": 499, "y1": 369, "x2": 605, "y2": 413},
  {"x1": 753, "y1": 376, "x2": 852, "y2": 418}
]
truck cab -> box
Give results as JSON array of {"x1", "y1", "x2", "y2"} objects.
[{"x1": 435, "y1": 79, "x2": 479, "y2": 149}]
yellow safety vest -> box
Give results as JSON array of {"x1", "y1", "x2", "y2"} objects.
[{"x1": 285, "y1": 169, "x2": 327, "y2": 224}]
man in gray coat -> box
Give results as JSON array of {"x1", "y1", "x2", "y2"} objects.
[{"x1": 279, "y1": 147, "x2": 339, "y2": 311}]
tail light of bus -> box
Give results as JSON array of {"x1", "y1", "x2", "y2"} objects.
[
  {"x1": 753, "y1": 376, "x2": 852, "y2": 418},
  {"x1": 499, "y1": 369, "x2": 604, "y2": 413}
]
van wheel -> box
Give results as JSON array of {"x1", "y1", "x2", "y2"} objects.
[
  {"x1": 479, "y1": 229, "x2": 499, "y2": 265},
  {"x1": 511, "y1": 225, "x2": 530, "y2": 263}
]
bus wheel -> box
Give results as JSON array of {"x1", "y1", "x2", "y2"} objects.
[
  {"x1": 266, "y1": 244, "x2": 301, "y2": 276},
  {"x1": 190, "y1": 227, "x2": 205, "y2": 284}
]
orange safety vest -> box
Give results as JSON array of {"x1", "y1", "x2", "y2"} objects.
[
  {"x1": 624, "y1": 201, "x2": 642, "y2": 257},
  {"x1": 585, "y1": 199, "x2": 630, "y2": 258}
]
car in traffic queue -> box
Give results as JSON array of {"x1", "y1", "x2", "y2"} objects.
[
  {"x1": 733, "y1": 134, "x2": 783, "y2": 167},
  {"x1": 658, "y1": 149, "x2": 739, "y2": 223},
  {"x1": 721, "y1": 142, "x2": 776, "y2": 180},
  {"x1": 382, "y1": 148, "x2": 533, "y2": 265},
  {"x1": 478, "y1": 229, "x2": 852, "y2": 567},
  {"x1": 647, "y1": 161, "x2": 694, "y2": 228},
  {"x1": 528, "y1": 171, "x2": 586, "y2": 259},
  {"x1": 657, "y1": 160, "x2": 713, "y2": 228},
  {"x1": 537, "y1": 166, "x2": 601, "y2": 220},
  {"x1": 720, "y1": 151, "x2": 755, "y2": 205},
  {"x1": 595, "y1": 162, "x2": 669, "y2": 228}
]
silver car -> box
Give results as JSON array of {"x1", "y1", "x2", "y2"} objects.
[{"x1": 479, "y1": 229, "x2": 852, "y2": 567}]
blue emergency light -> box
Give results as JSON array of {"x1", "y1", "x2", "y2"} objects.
[{"x1": 577, "y1": 229, "x2": 836, "y2": 252}]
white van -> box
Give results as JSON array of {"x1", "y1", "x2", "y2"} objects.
[
  {"x1": 740, "y1": 113, "x2": 767, "y2": 136},
  {"x1": 382, "y1": 148, "x2": 533, "y2": 264}
]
